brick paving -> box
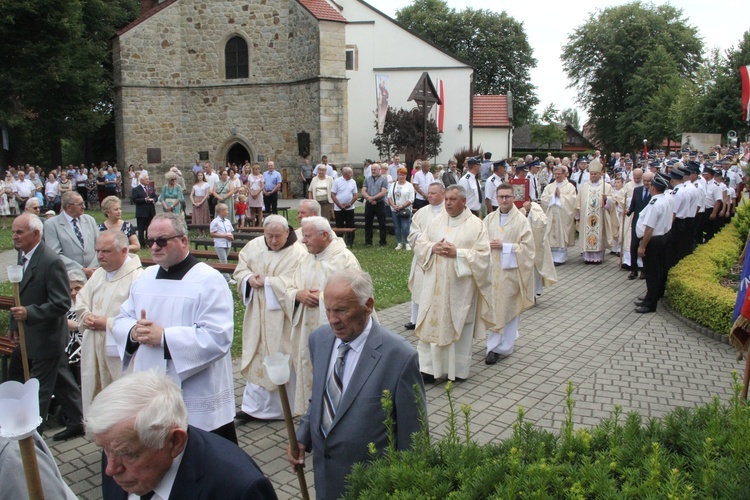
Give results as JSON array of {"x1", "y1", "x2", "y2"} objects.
[{"x1": 23, "y1": 243, "x2": 742, "y2": 499}]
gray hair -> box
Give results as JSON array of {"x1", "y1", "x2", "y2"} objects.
[
  {"x1": 301, "y1": 215, "x2": 334, "y2": 238},
  {"x1": 152, "y1": 212, "x2": 187, "y2": 236},
  {"x1": 22, "y1": 213, "x2": 44, "y2": 235},
  {"x1": 165, "y1": 171, "x2": 177, "y2": 182},
  {"x1": 428, "y1": 181, "x2": 445, "y2": 191},
  {"x1": 298, "y1": 199, "x2": 321, "y2": 216},
  {"x1": 85, "y1": 370, "x2": 188, "y2": 449},
  {"x1": 67, "y1": 269, "x2": 87, "y2": 285},
  {"x1": 61, "y1": 190, "x2": 82, "y2": 207},
  {"x1": 342, "y1": 166, "x2": 353, "y2": 175},
  {"x1": 99, "y1": 229, "x2": 129, "y2": 251},
  {"x1": 139, "y1": 173, "x2": 149, "y2": 182},
  {"x1": 445, "y1": 184, "x2": 467, "y2": 200},
  {"x1": 325, "y1": 268, "x2": 374, "y2": 306},
  {"x1": 100, "y1": 195, "x2": 121, "y2": 215},
  {"x1": 263, "y1": 214, "x2": 288, "y2": 230}
]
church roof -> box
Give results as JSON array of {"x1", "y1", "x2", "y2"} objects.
[
  {"x1": 297, "y1": 0, "x2": 347, "y2": 23},
  {"x1": 117, "y1": 0, "x2": 345, "y2": 37},
  {"x1": 472, "y1": 95, "x2": 511, "y2": 128}
]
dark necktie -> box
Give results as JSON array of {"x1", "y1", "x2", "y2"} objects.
[
  {"x1": 71, "y1": 218, "x2": 84, "y2": 246},
  {"x1": 321, "y1": 342, "x2": 351, "y2": 437},
  {"x1": 475, "y1": 175, "x2": 482, "y2": 202},
  {"x1": 19, "y1": 255, "x2": 27, "y2": 267},
  {"x1": 532, "y1": 177, "x2": 538, "y2": 199},
  {"x1": 140, "y1": 492, "x2": 155, "y2": 500}
]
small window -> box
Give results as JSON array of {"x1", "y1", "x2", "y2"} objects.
[
  {"x1": 225, "y1": 36, "x2": 248, "y2": 79},
  {"x1": 345, "y1": 45, "x2": 358, "y2": 71}
]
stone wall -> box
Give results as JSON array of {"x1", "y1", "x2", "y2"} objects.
[{"x1": 114, "y1": 0, "x2": 348, "y2": 182}]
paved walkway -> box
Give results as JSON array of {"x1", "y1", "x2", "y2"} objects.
[
  {"x1": 3, "y1": 207, "x2": 741, "y2": 499},
  {"x1": 37, "y1": 250, "x2": 742, "y2": 499}
]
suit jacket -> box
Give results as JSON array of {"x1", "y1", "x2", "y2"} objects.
[
  {"x1": 101, "y1": 426, "x2": 277, "y2": 500},
  {"x1": 297, "y1": 320, "x2": 426, "y2": 500},
  {"x1": 43, "y1": 212, "x2": 98, "y2": 272},
  {"x1": 15, "y1": 242, "x2": 71, "y2": 359},
  {"x1": 628, "y1": 185, "x2": 651, "y2": 229},
  {"x1": 132, "y1": 183, "x2": 157, "y2": 219}
]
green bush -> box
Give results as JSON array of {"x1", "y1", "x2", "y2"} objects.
[
  {"x1": 345, "y1": 378, "x2": 750, "y2": 499},
  {"x1": 666, "y1": 215, "x2": 744, "y2": 335}
]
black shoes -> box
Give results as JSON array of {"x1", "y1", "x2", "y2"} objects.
[
  {"x1": 404, "y1": 322, "x2": 416, "y2": 330},
  {"x1": 485, "y1": 352, "x2": 501, "y2": 365},
  {"x1": 53, "y1": 425, "x2": 84, "y2": 441},
  {"x1": 634, "y1": 306, "x2": 656, "y2": 314},
  {"x1": 420, "y1": 372, "x2": 435, "y2": 383},
  {"x1": 627, "y1": 272, "x2": 637, "y2": 280}
]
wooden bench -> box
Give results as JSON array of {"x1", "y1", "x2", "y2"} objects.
[
  {"x1": 191, "y1": 235, "x2": 258, "y2": 251},
  {"x1": 235, "y1": 226, "x2": 357, "y2": 236},
  {"x1": 190, "y1": 249, "x2": 240, "y2": 261}
]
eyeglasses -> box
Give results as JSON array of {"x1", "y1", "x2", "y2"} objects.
[
  {"x1": 497, "y1": 195, "x2": 513, "y2": 200},
  {"x1": 145, "y1": 235, "x2": 181, "y2": 248}
]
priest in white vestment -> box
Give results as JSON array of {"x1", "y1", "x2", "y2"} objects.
[
  {"x1": 234, "y1": 215, "x2": 308, "y2": 421},
  {"x1": 76, "y1": 231, "x2": 142, "y2": 414},
  {"x1": 271, "y1": 216, "x2": 361, "y2": 413},
  {"x1": 112, "y1": 213, "x2": 237, "y2": 442},
  {"x1": 482, "y1": 183, "x2": 536, "y2": 364},
  {"x1": 405, "y1": 182, "x2": 445, "y2": 330},
  {"x1": 622, "y1": 168, "x2": 643, "y2": 270},
  {"x1": 413, "y1": 185, "x2": 494, "y2": 381},
  {"x1": 523, "y1": 201, "x2": 558, "y2": 296},
  {"x1": 575, "y1": 160, "x2": 616, "y2": 263},
  {"x1": 540, "y1": 165, "x2": 577, "y2": 264}
]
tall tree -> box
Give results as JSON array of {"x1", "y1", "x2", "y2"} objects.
[
  {"x1": 530, "y1": 104, "x2": 565, "y2": 149},
  {"x1": 560, "y1": 108, "x2": 581, "y2": 130},
  {"x1": 0, "y1": 0, "x2": 138, "y2": 166},
  {"x1": 396, "y1": 0, "x2": 539, "y2": 124},
  {"x1": 372, "y1": 107, "x2": 442, "y2": 168},
  {"x1": 561, "y1": 2, "x2": 702, "y2": 152}
]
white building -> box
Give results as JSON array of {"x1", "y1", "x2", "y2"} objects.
[
  {"x1": 472, "y1": 95, "x2": 513, "y2": 160},
  {"x1": 339, "y1": 0, "x2": 474, "y2": 164}
]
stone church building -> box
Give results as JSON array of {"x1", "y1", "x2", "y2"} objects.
[{"x1": 114, "y1": 0, "x2": 475, "y2": 181}]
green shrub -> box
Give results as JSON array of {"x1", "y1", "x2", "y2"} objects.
[
  {"x1": 345, "y1": 377, "x2": 750, "y2": 499},
  {"x1": 666, "y1": 219, "x2": 742, "y2": 335}
]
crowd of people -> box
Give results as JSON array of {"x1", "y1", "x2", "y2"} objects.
[{"x1": 3, "y1": 140, "x2": 749, "y2": 499}]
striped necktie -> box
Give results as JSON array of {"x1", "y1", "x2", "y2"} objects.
[
  {"x1": 321, "y1": 342, "x2": 351, "y2": 437},
  {"x1": 71, "y1": 218, "x2": 84, "y2": 246}
]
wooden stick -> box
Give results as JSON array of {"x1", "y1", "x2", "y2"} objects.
[
  {"x1": 12, "y1": 282, "x2": 30, "y2": 382},
  {"x1": 278, "y1": 384, "x2": 310, "y2": 500},
  {"x1": 619, "y1": 191, "x2": 628, "y2": 269},
  {"x1": 19, "y1": 438, "x2": 45, "y2": 500},
  {"x1": 742, "y1": 346, "x2": 750, "y2": 400}
]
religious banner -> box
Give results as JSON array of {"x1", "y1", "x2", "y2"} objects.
[
  {"x1": 376, "y1": 74, "x2": 390, "y2": 134},
  {"x1": 733, "y1": 243, "x2": 750, "y2": 323},
  {"x1": 741, "y1": 65, "x2": 750, "y2": 124},
  {"x1": 433, "y1": 79, "x2": 445, "y2": 133},
  {"x1": 582, "y1": 184, "x2": 604, "y2": 252}
]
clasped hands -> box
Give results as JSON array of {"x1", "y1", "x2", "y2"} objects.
[
  {"x1": 431, "y1": 238, "x2": 457, "y2": 258},
  {"x1": 247, "y1": 274, "x2": 266, "y2": 289},
  {"x1": 131, "y1": 309, "x2": 163, "y2": 348}
]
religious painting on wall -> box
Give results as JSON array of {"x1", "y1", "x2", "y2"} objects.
[
  {"x1": 376, "y1": 74, "x2": 390, "y2": 135},
  {"x1": 510, "y1": 177, "x2": 529, "y2": 208}
]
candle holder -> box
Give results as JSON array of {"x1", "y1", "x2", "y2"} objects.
[
  {"x1": 7, "y1": 265, "x2": 23, "y2": 284},
  {"x1": 0, "y1": 379, "x2": 42, "y2": 440}
]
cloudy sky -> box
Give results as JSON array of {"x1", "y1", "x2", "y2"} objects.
[{"x1": 375, "y1": 0, "x2": 750, "y2": 121}]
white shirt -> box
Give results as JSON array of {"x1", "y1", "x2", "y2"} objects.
[
  {"x1": 331, "y1": 177, "x2": 357, "y2": 211},
  {"x1": 670, "y1": 183, "x2": 692, "y2": 219},
  {"x1": 326, "y1": 317, "x2": 372, "y2": 394},
  {"x1": 210, "y1": 216, "x2": 234, "y2": 248},
  {"x1": 205, "y1": 171, "x2": 220, "y2": 189},
  {"x1": 313, "y1": 164, "x2": 335, "y2": 178},
  {"x1": 484, "y1": 173, "x2": 504, "y2": 207},
  {"x1": 21, "y1": 243, "x2": 41, "y2": 272},
  {"x1": 637, "y1": 193, "x2": 672, "y2": 237},
  {"x1": 12, "y1": 179, "x2": 35, "y2": 197},
  {"x1": 458, "y1": 171, "x2": 482, "y2": 211},
  {"x1": 412, "y1": 170, "x2": 434, "y2": 200},
  {"x1": 126, "y1": 448, "x2": 185, "y2": 500}
]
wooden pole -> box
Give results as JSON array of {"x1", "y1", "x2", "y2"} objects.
[
  {"x1": 619, "y1": 191, "x2": 628, "y2": 269},
  {"x1": 12, "y1": 281, "x2": 45, "y2": 499},
  {"x1": 742, "y1": 347, "x2": 750, "y2": 400},
  {"x1": 278, "y1": 384, "x2": 309, "y2": 500},
  {"x1": 12, "y1": 282, "x2": 31, "y2": 381}
]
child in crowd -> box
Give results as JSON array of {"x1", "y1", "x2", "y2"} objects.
[{"x1": 235, "y1": 194, "x2": 248, "y2": 227}]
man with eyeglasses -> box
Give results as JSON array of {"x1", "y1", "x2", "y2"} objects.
[
  {"x1": 23, "y1": 197, "x2": 42, "y2": 215},
  {"x1": 112, "y1": 212, "x2": 238, "y2": 444},
  {"x1": 482, "y1": 183, "x2": 536, "y2": 365},
  {"x1": 44, "y1": 191, "x2": 99, "y2": 278}
]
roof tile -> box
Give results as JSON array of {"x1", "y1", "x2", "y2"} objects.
[
  {"x1": 297, "y1": 0, "x2": 347, "y2": 23},
  {"x1": 472, "y1": 95, "x2": 510, "y2": 127}
]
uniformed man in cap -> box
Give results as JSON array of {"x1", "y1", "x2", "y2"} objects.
[
  {"x1": 458, "y1": 157, "x2": 483, "y2": 217},
  {"x1": 685, "y1": 161, "x2": 706, "y2": 246},
  {"x1": 484, "y1": 160, "x2": 507, "y2": 213},
  {"x1": 571, "y1": 156, "x2": 589, "y2": 192},
  {"x1": 667, "y1": 168, "x2": 694, "y2": 266},
  {"x1": 634, "y1": 174, "x2": 672, "y2": 314},
  {"x1": 701, "y1": 167, "x2": 724, "y2": 241},
  {"x1": 526, "y1": 159, "x2": 542, "y2": 202}
]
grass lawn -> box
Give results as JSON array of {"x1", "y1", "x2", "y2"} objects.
[{"x1": 1, "y1": 208, "x2": 411, "y2": 359}]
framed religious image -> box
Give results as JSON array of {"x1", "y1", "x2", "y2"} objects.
[{"x1": 510, "y1": 178, "x2": 529, "y2": 208}]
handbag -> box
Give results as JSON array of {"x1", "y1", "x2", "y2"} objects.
[{"x1": 391, "y1": 183, "x2": 411, "y2": 218}]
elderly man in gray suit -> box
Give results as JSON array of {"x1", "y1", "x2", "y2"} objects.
[
  {"x1": 287, "y1": 268, "x2": 427, "y2": 500},
  {"x1": 43, "y1": 190, "x2": 98, "y2": 278}
]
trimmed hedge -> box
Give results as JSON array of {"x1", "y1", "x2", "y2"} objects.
[
  {"x1": 666, "y1": 204, "x2": 750, "y2": 335},
  {"x1": 345, "y1": 380, "x2": 750, "y2": 498}
]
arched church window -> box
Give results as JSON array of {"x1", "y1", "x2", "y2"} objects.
[{"x1": 225, "y1": 36, "x2": 248, "y2": 79}]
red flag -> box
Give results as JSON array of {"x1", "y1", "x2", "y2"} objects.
[
  {"x1": 741, "y1": 65, "x2": 750, "y2": 123},
  {"x1": 436, "y1": 79, "x2": 445, "y2": 133}
]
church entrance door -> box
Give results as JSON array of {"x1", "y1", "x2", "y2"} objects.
[{"x1": 227, "y1": 143, "x2": 251, "y2": 167}]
